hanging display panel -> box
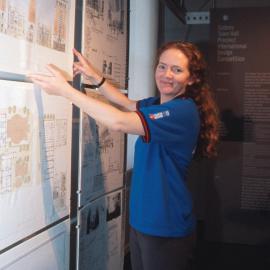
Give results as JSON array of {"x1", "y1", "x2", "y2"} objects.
[
  {"x1": 80, "y1": 89, "x2": 125, "y2": 206},
  {"x1": 0, "y1": 0, "x2": 75, "y2": 77},
  {"x1": 82, "y1": 0, "x2": 129, "y2": 89},
  {"x1": 78, "y1": 189, "x2": 124, "y2": 270},
  {"x1": 0, "y1": 80, "x2": 72, "y2": 251}
]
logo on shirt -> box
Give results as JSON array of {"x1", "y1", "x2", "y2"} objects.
[{"x1": 149, "y1": 110, "x2": 170, "y2": 120}]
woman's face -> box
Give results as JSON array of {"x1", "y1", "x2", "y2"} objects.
[{"x1": 155, "y1": 48, "x2": 193, "y2": 103}]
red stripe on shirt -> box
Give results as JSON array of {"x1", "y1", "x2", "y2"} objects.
[
  {"x1": 135, "y1": 111, "x2": 150, "y2": 143},
  {"x1": 136, "y1": 101, "x2": 140, "y2": 110}
]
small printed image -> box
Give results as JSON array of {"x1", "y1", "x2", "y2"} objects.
[
  {"x1": 106, "y1": 191, "x2": 121, "y2": 221},
  {"x1": 86, "y1": 206, "x2": 100, "y2": 233}
]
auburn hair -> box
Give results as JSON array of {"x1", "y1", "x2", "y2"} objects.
[{"x1": 156, "y1": 41, "x2": 219, "y2": 158}]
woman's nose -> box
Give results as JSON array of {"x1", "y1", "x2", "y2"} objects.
[{"x1": 164, "y1": 68, "x2": 173, "y2": 78}]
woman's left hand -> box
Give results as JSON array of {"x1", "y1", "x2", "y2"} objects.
[{"x1": 28, "y1": 64, "x2": 71, "y2": 97}]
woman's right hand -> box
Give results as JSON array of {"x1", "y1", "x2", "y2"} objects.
[
  {"x1": 73, "y1": 48, "x2": 102, "y2": 84},
  {"x1": 28, "y1": 64, "x2": 73, "y2": 97}
]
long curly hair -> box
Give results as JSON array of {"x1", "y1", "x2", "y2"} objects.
[{"x1": 155, "y1": 41, "x2": 219, "y2": 158}]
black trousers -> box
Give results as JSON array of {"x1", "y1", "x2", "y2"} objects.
[{"x1": 129, "y1": 227, "x2": 195, "y2": 270}]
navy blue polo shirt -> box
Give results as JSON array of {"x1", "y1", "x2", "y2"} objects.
[{"x1": 129, "y1": 95, "x2": 200, "y2": 237}]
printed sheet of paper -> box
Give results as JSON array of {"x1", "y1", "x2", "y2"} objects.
[
  {"x1": 79, "y1": 190, "x2": 123, "y2": 270},
  {"x1": 0, "y1": 80, "x2": 72, "y2": 250},
  {"x1": 0, "y1": 0, "x2": 75, "y2": 76},
  {"x1": 82, "y1": 0, "x2": 128, "y2": 88},
  {"x1": 0, "y1": 220, "x2": 70, "y2": 270},
  {"x1": 80, "y1": 90, "x2": 125, "y2": 206}
]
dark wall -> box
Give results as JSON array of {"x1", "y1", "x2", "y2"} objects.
[{"x1": 163, "y1": 0, "x2": 270, "y2": 245}]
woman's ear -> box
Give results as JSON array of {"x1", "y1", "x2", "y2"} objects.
[
  {"x1": 187, "y1": 78, "x2": 195, "y2": 85},
  {"x1": 188, "y1": 76, "x2": 199, "y2": 85}
]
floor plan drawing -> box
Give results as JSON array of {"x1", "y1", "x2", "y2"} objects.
[
  {"x1": 0, "y1": 106, "x2": 31, "y2": 194},
  {"x1": 0, "y1": 80, "x2": 72, "y2": 251},
  {"x1": 80, "y1": 90, "x2": 124, "y2": 205}
]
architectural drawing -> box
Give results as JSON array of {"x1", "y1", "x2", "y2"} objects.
[
  {"x1": 0, "y1": 109, "x2": 69, "y2": 197},
  {"x1": 87, "y1": 0, "x2": 105, "y2": 21},
  {"x1": 0, "y1": 80, "x2": 72, "y2": 251},
  {"x1": 53, "y1": 0, "x2": 68, "y2": 51},
  {"x1": 83, "y1": 0, "x2": 128, "y2": 88},
  {"x1": 80, "y1": 90, "x2": 124, "y2": 204},
  {"x1": 0, "y1": 0, "x2": 69, "y2": 52},
  {"x1": 79, "y1": 190, "x2": 123, "y2": 270},
  {"x1": 107, "y1": 0, "x2": 124, "y2": 35},
  {"x1": 0, "y1": 106, "x2": 31, "y2": 193},
  {"x1": 0, "y1": 0, "x2": 74, "y2": 78}
]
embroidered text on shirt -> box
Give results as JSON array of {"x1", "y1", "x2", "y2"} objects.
[{"x1": 149, "y1": 110, "x2": 170, "y2": 120}]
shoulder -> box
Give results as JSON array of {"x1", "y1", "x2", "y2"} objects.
[
  {"x1": 137, "y1": 97, "x2": 159, "y2": 109},
  {"x1": 169, "y1": 97, "x2": 196, "y2": 107},
  {"x1": 165, "y1": 97, "x2": 198, "y2": 116}
]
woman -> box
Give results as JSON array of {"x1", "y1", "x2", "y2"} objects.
[{"x1": 29, "y1": 41, "x2": 219, "y2": 270}]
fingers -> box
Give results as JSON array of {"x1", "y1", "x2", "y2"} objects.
[
  {"x1": 73, "y1": 48, "x2": 87, "y2": 64},
  {"x1": 27, "y1": 72, "x2": 65, "y2": 96},
  {"x1": 27, "y1": 67, "x2": 59, "y2": 85},
  {"x1": 73, "y1": 62, "x2": 84, "y2": 72},
  {"x1": 73, "y1": 48, "x2": 80, "y2": 57},
  {"x1": 30, "y1": 79, "x2": 48, "y2": 90},
  {"x1": 73, "y1": 69, "x2": 81, "y2": 78},
  {"x1": 73, "y1": 63, "x2": 81, "y2": 78},
  {"x1": 27, "y1": 64, "x2": 69, "y2": 97},
  {"x1": 28, "y1": 64, "x2": 61, "y2": 79},
  {"x1": 46, "y1": 64, "x2": 62, "y2": 77},
  {"x1": 27, "y1": 75, "x2": 52, "y2": 93},
  {"x1": 27, "y1": 73, "x2": 52, "y2": 82},
  {"x1": 73, "y1": 62, "x2": 82, "y2": 70}
]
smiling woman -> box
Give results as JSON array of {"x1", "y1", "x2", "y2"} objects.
[
  {"x1": 154, "y1": 41, "x2": 219, "y2": 157},
  {"x1": 28, "y1": 41, "x2": 219, "y2": 270}
]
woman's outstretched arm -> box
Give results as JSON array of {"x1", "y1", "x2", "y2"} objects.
[{"x1": 28, "y1": 64, "x2": 144, "y2": 136}]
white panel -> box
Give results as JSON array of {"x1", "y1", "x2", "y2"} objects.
[
  {"x1": 0, "y1": 0, "x2": 75, "y2": 77},
  {"x1": 78, "y1": 189, "x2": 124, "y2": 270},
  {"x1": 82, "y1": 0, "x2": 128, "y2": 88},
  {"x1": 0, "y1": 220, "x2": 70, "y2": 270},
  {"x1": 79, "y1": 90, "x2": 125, "y2": 206},
  {"x1": 0, "y1": 80, "x2": 72, "y2": 250}
]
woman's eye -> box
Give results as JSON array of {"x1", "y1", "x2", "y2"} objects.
[
  {"x1": 172, "y1": 67, "x2": 182, "y2": 73},
  {"x1": 158, "y1": 64, "x2": 166, "y2": 70}
]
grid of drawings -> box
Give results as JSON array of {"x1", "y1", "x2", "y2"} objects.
[
  {"x1": 0, "y1": 0, "x2": 69, "y2": 52},
  {"x1": 0, "y1": 112, "x2": 7, "y2": 148},
  {"x1": 55, "y1": 119, "x2": 67, "y2": 147},
  {"x1": 0, "y1": 152, "x2": 12, "y2": 193},
  {"x1": 0, "y1": 112, "x2": 11, "y2": 193},
  {"x1": 83, "y1": 0, "x2": 128, "y2": 88},
  {"x1": 43, "y1": 115, "x2": 55, "y2": 182}
]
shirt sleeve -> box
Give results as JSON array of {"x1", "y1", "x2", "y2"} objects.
[{"x1": 136, "y1": 99, "x2": 200, "y2": 144}]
